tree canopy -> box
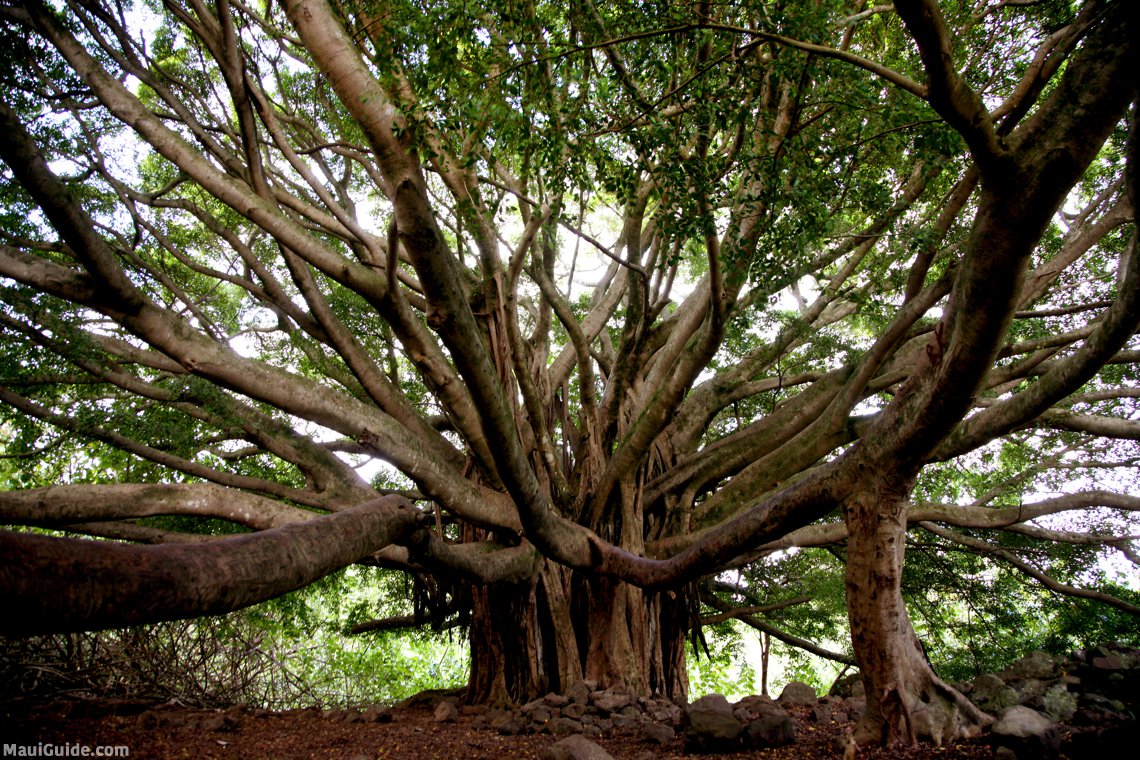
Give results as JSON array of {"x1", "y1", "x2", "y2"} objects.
[{"x1": 0, "y1": 0, "x2": 1137, "y2": 747}]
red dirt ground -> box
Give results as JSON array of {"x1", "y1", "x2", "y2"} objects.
[{"x1": 3, "y1": 698, "x2": 1004, "y2": 760}]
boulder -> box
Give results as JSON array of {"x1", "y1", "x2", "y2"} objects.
[
  {"x1": 593, "y1": 691, "x2": 632, "y2": 713},
  {"x1": 970, "y1": 673, "x2": 1020, "y2": 712},
  {"x1": 433, "y1": 701, "x2": 459, "y2": 723},
  {"x1": 1000, "y1": 651, "x2": 1058, "y2": 681},
  {"x1": 543, "y1": 734, "x2": 616, "y2": 760},
  {"x1": 642, "y1": 722, "x2": 675, "y2": 745},
  {"x1": 776, "y1": 681, "x2": 817, "y2": 706},
  {"x1": 550, "y1": 717, "x2": 585, "y2": 735},
  {"x1": 1041, "y1": 683, "x2": 1078, "y2": 722},
  {"x1": 565, "y1": 681, "x2": 592, "y2": 705},
  {"x1": 683, "y1": 695, "x2": 741, "y2": 753},
  {"x1": 741, "y1": 712, "x2": 796, "y2": 749},
  {"x1": 545, "y1": 692, "x2": 571, "y2": 707},
  {"x1": 735, "y1": 694, "x2": 781, "y2": 716},
  {"x1": 688, "y1": 693, "x2": 733, "y2": 713},
  {"x1": 991, "y1": 705, "x2": 1061, "y2": 759}
]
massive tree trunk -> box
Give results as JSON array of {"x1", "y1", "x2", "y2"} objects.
[
  {"x1": 466, "y1": 562, "x2": 690, "y2": 704},
  {"x1": 844, "y1": 487, "x2": 991, "y2": 746}
]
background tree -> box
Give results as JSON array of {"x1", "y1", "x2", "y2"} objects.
[{"x1": 0, "y1": 0, "x2": 1136, "y2": 747}]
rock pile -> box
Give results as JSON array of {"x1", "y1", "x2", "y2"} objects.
[
  {"x1": 953, "y1": 643, "x2": 1140, "y2": 758},
  {"x1": 456, "y1": 679, "x2": 822, "y2": 752},
  {"x1": 463, "y1": 681, "x2": 682, "y2": 743},
  {"x1": 461, "y1": 643, "x2": 1138, "y2": 758}
]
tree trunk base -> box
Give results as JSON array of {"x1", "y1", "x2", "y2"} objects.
[{"x1": 854, "y1": 670, "x2": 991, "y2": 747}]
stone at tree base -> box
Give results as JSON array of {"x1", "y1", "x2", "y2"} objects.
[
  {"x1": 433, "y1": 700, "x2": 459, "y2": 722},
  {"x1": 776, "y1": 681, "x2": 817, "y2": 706},
  {"x1": 970, "y1": 673, "x2": 1021, "y2": 712},
  {"x1": 641, "y1": 722, "x2": 676, "y2": 745},
  {"x1": 688, "y1": 693, "x2": 733, "y2": 712},
  {"x1": 555, "y1": 702, "x2": 580, "y2": 719},
  {"x1": 736, "y1": 693, "x2": 781, "y2": 715},
  {"x1": 566, "y1": 681, "x2": 592, "y2": 705},
  {"x1": 550, "y1": 716, "x2": 585, "y2": 735},
  {"x1": 741, "y1": 712, "x2": 796, "y2": 748},
  {"x1": 542, "y1": 734, "x2": 616, "y2": 760},
  {"x1": 683, "y1": 694, "x2": 742, "y2": 753},
  {"x1": 594, "y1": 691, "x2": 633, "y2": 713},
  {"x1": 545, "y1": 692, "x2": 571, "y2": 707},
  {"x1": 991, "y1": 705, "x2": 1061, "y2": 759},
  {"x1": 999, "y1": 651, "x2": 1058, "y2": 681}
]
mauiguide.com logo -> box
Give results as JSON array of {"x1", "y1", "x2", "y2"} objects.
[{"x1": 2, "y1": 744, "x2": 128, "y2": 758}]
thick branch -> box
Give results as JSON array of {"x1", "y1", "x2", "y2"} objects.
[{"x1": 0, "y1": 496, "x2": 425, "y2": 636}]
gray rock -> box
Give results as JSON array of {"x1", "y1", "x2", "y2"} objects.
[
  {"x1": 993, "y1": 705, "x2": 1054, "y2": 737},
  {"x1": 543, "y1": 734, "x2": 616, "y2": 760},
  {"x1": 648, "y1": 704, "x2": 682, "y2": 725},
  {"x1": 683, "y1": 706, "x2": 741, "y2": 753},
  {"x1": 991, "y1": 706, "x2": 1060, "y2": 759},
  {"x1": 642, "y1": 722, "x2": 676, "y2": 745},
  {"x1": 545, "y1": 692, "x2": 571, "y2": 707},
  {"x1": 594, "y1": 692, "x2": 632, "y2": 713},
  {"x1": 433, "y1": 700, "x2": 459, "y2": 723},
  {"x1": 971, "y1": 673, "x2": 1020, "y2": 712},
  {"x1": 497, "y1": 715, "x2": 529, "y2": 736},
  {"x1": 776, "y1": 681, "x2": 817, "y2": 706},
  {"x1": 562, "y1": 702, "x2": 587, "y2": 720},
  {"x1": 735, "y1": 694, "x2": 781, "y2": 717},
  {"x1": 566, "y1": 682, "x2": 592, "y2": 705},
  {"x1": 1000, "y1": 651, "x2": 1058, "y2": 681},
  {"x1": 741, "y1": 712, "x2": 796, "y2": 748},
  {"x1": 1042, "y1": 683, "x2": 1078, "y2": 722},
  {"x1": 688, "y1": 693, "x2": 733, "y2": 713},
  {"x1": 550, "y1": 717, "x2": 584, "y2": 735},
  {"x1": 810, "y1": 702, "x2": 832, "y2": 723}
]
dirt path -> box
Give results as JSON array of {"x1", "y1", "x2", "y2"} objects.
[{"x1": 3, "y1": 698, "x2": 1005, "y2": 760}]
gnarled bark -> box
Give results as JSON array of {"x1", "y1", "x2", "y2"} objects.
[
  {"x1": 0, "y1": 497, "x2": 422, "y2": 636},
  {"x1": 844, "y1": 488, "x2": 990, "y2": 746}
]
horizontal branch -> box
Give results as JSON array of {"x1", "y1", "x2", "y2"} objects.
[
  {"x1": 918, "y1": 521, "x2": 1140, "y2": 616},
  {"x1": 701, "y1": 592, "x2": 855, "y2": 665},
  {"x1": 0, "y1": 496, "x2": 424, "y2": 636},
  {"x1": 0, "y1": 482, "x2": 315, "y2": 530}
]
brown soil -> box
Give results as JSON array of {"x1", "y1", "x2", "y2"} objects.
[{"x1": 2, "y1": 698, "x2": 1004, "y2": 760}]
